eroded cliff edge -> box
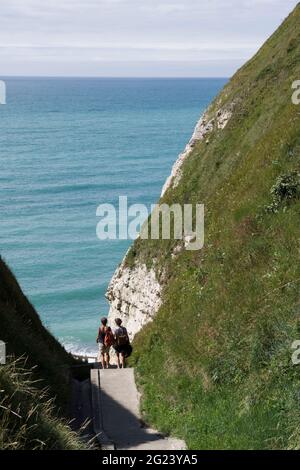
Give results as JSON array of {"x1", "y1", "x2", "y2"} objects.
[{"x1": 106, "y1": 101, "x2": 234, "y2": 337}]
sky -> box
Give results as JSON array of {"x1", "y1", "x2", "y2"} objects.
[{"x1": 0, "y1": 0, "x2": 298, "y2": 77}]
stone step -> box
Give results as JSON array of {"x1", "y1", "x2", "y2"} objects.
[
  {"x1": 90, "y1": 368, "x2": 115, "y2": 449},
  {"x1": 90, "y1": 367, "x2": 186, "y2": 450}
]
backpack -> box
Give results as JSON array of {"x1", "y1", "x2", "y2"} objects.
[
  {"x1": 104, "y1": 328, "x2": 114, "y2": 347},
  {"x1": 117, "y1": 327, "x2": 129, "y2": 347}
]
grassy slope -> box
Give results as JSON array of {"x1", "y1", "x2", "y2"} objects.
[
  {"x1": 0, "y1": 257, "x2": 84, "y2": 449},
  {"x1": 130, "y1": 4, "x2": 300, "y2": 449}
]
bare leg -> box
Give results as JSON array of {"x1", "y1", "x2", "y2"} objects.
[
  {"x1": 116, "y1": 352, "x2": 121, "y2": 369},
  {"x1": 105, "y1": 353, "x2": 110, "y2": 369},
  {"x1": 101, "y1": 353, "x2": 105, "y2": 369},
  {"x1": 121, "y1": 353, "x2": 126, "y2": 369}
]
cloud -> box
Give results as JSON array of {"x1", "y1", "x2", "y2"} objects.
[
  {"x1": 140, "y1": 4, "x2": 187, "y2": 14},
  {"x1": 0, "y1": 0, "x2": 297, "y2": 76}
]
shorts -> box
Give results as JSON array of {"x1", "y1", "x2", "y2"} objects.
[
  {"x1": 99, "y1": 343, "x2": 111, "y2": 354},
  {"x1": 114, "y1": 344, "x2": 133, "y2": 358}
]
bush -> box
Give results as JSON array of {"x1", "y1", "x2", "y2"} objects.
[{"x1": 266, "y1": 172, "x2": 300, "y2": 212}]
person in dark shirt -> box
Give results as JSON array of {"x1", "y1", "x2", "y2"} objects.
[{"x1": 113, "y1": 318, "x2": 132, "y2": 369}]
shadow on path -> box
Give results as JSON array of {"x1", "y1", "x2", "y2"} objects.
[{"x1": 87, "y1": 367, "x2": 185, "y2": 450}]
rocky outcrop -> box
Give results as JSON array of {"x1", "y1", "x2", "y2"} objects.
[
  {"x1": 161, "y1": 102, "x2": 235, "y2": 197},
  {"x1": 106, "y1": 261, "x2": 162, "y2": 339}
]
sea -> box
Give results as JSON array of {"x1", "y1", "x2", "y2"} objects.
[{"x1": 0, "y1": 77, "x2": 226, "y2": 356}]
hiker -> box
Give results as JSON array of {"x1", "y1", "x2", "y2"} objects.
[
  {"x1": 113, "y1": 318, "x2": 132, "y2": 369},
  {"x1": 96, "y1": 317, "x2": 114, "y2": 369}
]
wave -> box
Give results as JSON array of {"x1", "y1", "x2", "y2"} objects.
[{"x1": 62, "y1": 338, "x2": 98, "y2": 362}]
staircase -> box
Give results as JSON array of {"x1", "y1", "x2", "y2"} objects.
[{"x1": 90, "y1": 367, "x2": 186, "y2": 450}]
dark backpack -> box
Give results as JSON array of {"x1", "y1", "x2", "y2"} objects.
[{"x1": 117, "y1": 327, "x2": 129, "y2": 346}]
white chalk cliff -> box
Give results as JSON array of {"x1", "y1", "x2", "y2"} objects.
[
  {"x1": 106, "y1": 260, "x2": 162, "y2": 340},
  {"x1": 106, "y1": 102, "x2": 234, "y2": 339}
]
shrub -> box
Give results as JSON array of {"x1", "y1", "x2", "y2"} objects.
[{"x1": 266, "y1": 171, "x2": 300, "y2": 213}]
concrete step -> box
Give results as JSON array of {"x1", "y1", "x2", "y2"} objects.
[
  {"x1": 91, "y1": 367, "x2": 186, "y2": 450},
  {"x1": 70, "y1": 378, "x2": 98, "y2": 446},
  {"x1": 90, "y1": 369, "x2": 115, "y2": 449}
]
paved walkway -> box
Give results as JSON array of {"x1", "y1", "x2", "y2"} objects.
[{"x1": 90, "y1": 367, "x2": 186, "y2": 450}]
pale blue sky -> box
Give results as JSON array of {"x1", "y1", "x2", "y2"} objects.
[{"x1": 0, "y1": 0, "x2": 298, "y2": 77}]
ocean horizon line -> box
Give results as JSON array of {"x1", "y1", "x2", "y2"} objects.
[{"x1": 1, "y1": 75, "x2": 230, "y2": 80}]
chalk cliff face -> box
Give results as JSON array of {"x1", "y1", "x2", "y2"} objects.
[
  {"x1": 106, "y1": 102, "x2": 234, "y2": 338},
  {"x1": 106, "y1": 261, "x2": 162, "y2": 339}
]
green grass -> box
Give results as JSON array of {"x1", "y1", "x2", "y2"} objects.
[
  {"x1": 0, "y1": 360, "x2": 85, "y2": 450},
  {"x1": 129, "y1": 4, "x2": 300, "y2": 449},
  {"x1": 0, "y1": 257, "x2": 85, "y2": 449}
]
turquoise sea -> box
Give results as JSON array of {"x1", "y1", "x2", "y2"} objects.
[{"x1": 0, "y1": 77, "x2": 226, "y2": 356}]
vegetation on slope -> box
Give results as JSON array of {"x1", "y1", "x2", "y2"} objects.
[
  {"x1": 130, "y1": 4, "x2": 300, "y2": 449},
  {"x1": 0, "y1": 257, "x2": 84, "y2": 449}
]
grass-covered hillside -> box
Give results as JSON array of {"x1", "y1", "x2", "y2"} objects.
[
  {"x1": 130, "y1": 4, "x2": 300, "y2": 449},
  {"x1": 0, "y1": 257, "x2": 83, "y2": 449}
]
